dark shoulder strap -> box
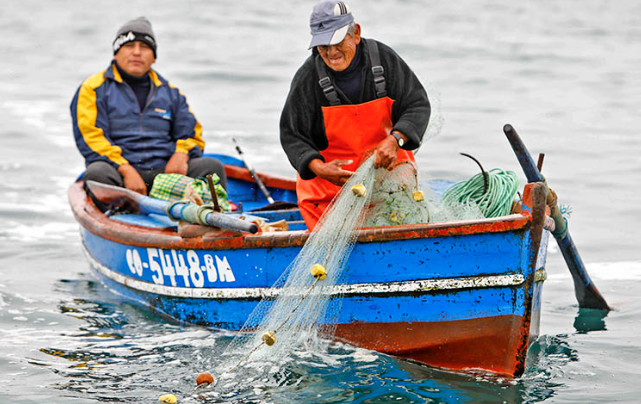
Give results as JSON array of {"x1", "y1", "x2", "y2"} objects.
[
  {"x1": 315, "y1": 55, "x2": 341, "y2": 106},
  {"x1": 366, "y1": 39, "x2": 387, "y2": 98}
]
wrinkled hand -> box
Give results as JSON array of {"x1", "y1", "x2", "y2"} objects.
[
  {"x1": 118, "y1": 164, "x2": 147, "y2": 195},
  {"x1": 374, "y1": 135, "x2": 400, "y2": 170},
  {"x1": 165, "y1": 152, "x2": 189, "y2": 175},
  {"x1": 309, "y1": 158, "x2": 354, "y2": 186}
]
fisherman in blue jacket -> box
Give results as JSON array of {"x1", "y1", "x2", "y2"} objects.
[{"x1": 71, "y1": 17, "x2": 226, "y2": 195}]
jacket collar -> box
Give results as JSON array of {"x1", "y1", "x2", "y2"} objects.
[{"x1": 105, "y1": 60, "x2": 164, "y2": 87}]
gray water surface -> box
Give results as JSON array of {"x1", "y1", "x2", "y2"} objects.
[{"x1": 1, "y1": 0, "x2": 640, "y2": 402}]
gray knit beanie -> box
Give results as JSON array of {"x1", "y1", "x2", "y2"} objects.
[{"x1": 113, "y1": 16, "x2": 157, "y2": 58}]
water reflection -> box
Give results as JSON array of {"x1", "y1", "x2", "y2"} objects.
[
  {"x1": 573, "y1": 308, "x2": 608, "y2": 334},
  {"x1": 192, "y1": 337, "x2": 581, "y2": 404},
  {"x1": 36, "y1": 276, "x2": 587, "y2": 403}
]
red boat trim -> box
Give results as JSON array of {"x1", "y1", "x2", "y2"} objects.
[{"x1": 69, "y1": 182, "x2": 535, "y2": 251}]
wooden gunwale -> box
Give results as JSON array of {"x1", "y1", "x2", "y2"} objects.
[{"x1": 69, "y1": 181, "x2": 535, "y2": 250}]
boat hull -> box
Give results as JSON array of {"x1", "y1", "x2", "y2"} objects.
[{"x1": 70, "y1": 164, "x2": 550, "y2": 377}]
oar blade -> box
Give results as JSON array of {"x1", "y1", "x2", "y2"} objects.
[{"x1": 558, "y1": 233, "x2": 610, "y2": 310}]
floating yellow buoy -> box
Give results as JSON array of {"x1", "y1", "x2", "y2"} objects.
[
  {"x1": 310, "y1": 264, "x2": 327, "y2": 280},
  {"x1": 390, "y1": 212, "x2": 400, "y2": 223},
  {"x1": 158, "y1": 394, "x2": 177, "y2": 404},
  {"x1": 413, "y1": 191, "x2": 424, "y2": 202},
  {"x1": 196, "y1": 372, "x2": 214, "y2": 386},
  {"x1": 352, "y1": 184, "x2": 366, "y2": 197},
  {"x1": 262, "y1": 331, "x2": 276, "y2": 346}
]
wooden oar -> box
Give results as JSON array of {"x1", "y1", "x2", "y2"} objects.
[
  {"x1": 503, "y1": 124, "x2": 610, "y2": 310},
  {"x1": 85, "y1": 180, "x2": 258, "y2": 234}
]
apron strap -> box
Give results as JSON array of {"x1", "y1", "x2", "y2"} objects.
[
  {"x1": 366, "y1": 39, "x2": 387, "y2": 98},
  {"x1": 315, "y1": 55, "x2": 341, "y2": 106},
  {"x1": 315, "y1": 38, "x2": 387, "y2": 105}
]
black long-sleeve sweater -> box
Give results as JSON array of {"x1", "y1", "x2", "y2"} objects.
[{"x1": 279, "y1": 38, "x2": 431, "y2": 180}]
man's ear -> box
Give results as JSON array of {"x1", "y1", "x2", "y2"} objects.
[{"x1": 353, "y1": 23, "x2": 362, "y2": 43}]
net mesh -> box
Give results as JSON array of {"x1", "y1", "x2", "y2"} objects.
[
  {"x1": 364, "y1": 160, "x2": 485, "y2": 226},
  {"x1": 222, "y1": 156, "x2": 377, "y2": 372},
  {"x1": 220, "y1": 157, "x2": 487, "y2": 378}
]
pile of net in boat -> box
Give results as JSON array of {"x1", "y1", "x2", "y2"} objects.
[{"x1": 363, "y1": 160, "x2": 488, "y2": 227}]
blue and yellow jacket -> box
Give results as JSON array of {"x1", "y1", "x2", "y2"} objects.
[{"x1": 71, "y1": 61, "x2": 205, "y2": 170}]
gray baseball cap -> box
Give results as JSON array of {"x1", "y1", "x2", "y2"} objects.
[{"x1": 309, "y1": 1, "x2": 354, "y2": 49}]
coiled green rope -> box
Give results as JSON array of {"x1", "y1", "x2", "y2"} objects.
[{"x1": 440, "y1": 169, "x2": 520, "y2": 218}]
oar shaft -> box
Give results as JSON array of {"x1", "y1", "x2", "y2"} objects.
[
  {"x1": 502, "y1": 124, "x2": 610, "y2": 310},
  {"x1": 503, "y1": 124, "x2": 544, "y2": 183},
  {"x1": 232, "y1": 138, "x2": 276, "y2": 204},
  {"x1": 557, "y1": 233, "x2": 609, "y2": 309}
]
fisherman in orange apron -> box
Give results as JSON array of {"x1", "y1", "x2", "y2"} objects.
[{"x1": 280, "y1": 0, "x2": 431, "y2": 230}]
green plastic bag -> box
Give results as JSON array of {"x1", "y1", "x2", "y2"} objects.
[{"x1": 150, "y1": 173, "x2": 231, "y2": 212}]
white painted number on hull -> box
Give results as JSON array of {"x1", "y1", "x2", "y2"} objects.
[{"x1": 125, "y1": 248, "x2": 235, "y2": 287}]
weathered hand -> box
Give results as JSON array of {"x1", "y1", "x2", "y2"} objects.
[
  {"x1": 118, "y1": 164, "x2": 147, "y2": 195},
  {"x1": 165, "y1": 152, "x2": 189, "y2": 175},
  {"x1": 309, "y1": 158, "x2": 355, "y2": 186},
  {"x1": 374, "y1": 135, "x2": 400, "y2": 170}
]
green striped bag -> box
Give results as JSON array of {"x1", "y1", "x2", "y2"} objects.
[{"x1": 149, "y1": 173, "x2": 231, "y2": 211}]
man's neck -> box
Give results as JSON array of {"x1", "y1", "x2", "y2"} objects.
[
  {"x1": 114, "y1": 62, "x2": 150, "y2": 84},
  {"x1": 114, "y1": 61, "x2": 152, "y2": 109},
  {"x1": 333, "y1": 42, "x2": 363, "y2": 77}
]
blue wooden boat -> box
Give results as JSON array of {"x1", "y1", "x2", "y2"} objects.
[{"x1": 68, "y1": 153, "x2": 552, "y2": 377}]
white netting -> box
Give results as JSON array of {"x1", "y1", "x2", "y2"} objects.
[
  {"x1": 222, "y1": 156, "x2": 377, "y2": 373},
  {"x1": 219, "y1": 157, "x2": 485, "y2": 380},
  {"x1": 364, "y1": 160, "x2": 484, "y2": 227}
]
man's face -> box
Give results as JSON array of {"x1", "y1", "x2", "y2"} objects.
[
  {"x1": 317, "y1": 24, "x2": 361, "y2": 72},
  {"x1": 114, "y1": 41, "x2": 155, "y2": 77}
]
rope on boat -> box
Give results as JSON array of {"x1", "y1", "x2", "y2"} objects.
[{"x1": 440, "y1": 168, "x2": 520, "y2": 218}]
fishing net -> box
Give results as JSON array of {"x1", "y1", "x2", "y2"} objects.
[
  {"x1": 363, "y1": 160, "x2": 485, "y2": 227},
  {"x1": 222, "y1": 156, "x2": 378, "y2": 373},
  {"x1": 219, "y1": 158, "x2": 512, "y2": 381}
]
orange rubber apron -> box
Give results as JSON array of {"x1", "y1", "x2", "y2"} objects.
[{"x1": 296, "y1": 96, "x2": 414, "y2": 230}]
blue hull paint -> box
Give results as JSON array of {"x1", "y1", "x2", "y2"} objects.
[
  {"x1": 70, "y1": 158, "x2": 551, "y2": 376},
  {"x1": 81, "y1": 225, "x2": 545, "y2": 329}
]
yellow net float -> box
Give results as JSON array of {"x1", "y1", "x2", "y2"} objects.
[
  {"x1": 310, "y1": 264, "x2": 327, "y2": 280},
  {"x1": 158, "y1": 394, "x2": 178, "y2": 404},
  {"x1": 262, "y1": 331, "x2": 276, "y2": 346},
  {"x1": 352, "y1": 184, "x2": 367, "y2": 197},
  {"x1": 413, "y1": 191, "x2": 424, "y2": 202}
]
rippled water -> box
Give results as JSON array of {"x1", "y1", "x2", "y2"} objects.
[{"x1": 1, "y1": 0, "x2": 640, "y2": 402}]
